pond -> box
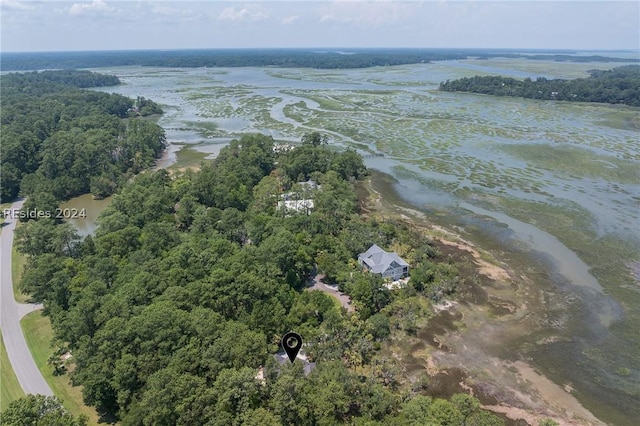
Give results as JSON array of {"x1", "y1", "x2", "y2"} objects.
[{"x1": 58, "y1": 194, "x2": 113, "y2": 237}]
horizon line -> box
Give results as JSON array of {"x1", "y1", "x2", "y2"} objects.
[{"x1": 2, "y1": 47, "x2": 639, "y2": 55}]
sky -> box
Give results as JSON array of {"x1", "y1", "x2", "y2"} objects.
[{"x1": 1, "y1": 1, "x2": 638, "y2": 52}]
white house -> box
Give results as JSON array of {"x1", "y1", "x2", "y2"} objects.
[
  {"x1": 277, "y1": 198, "x2": 314, "y2": 215},
  {"x1": 277, "y1": 180, "x2": 321, "y2": 216},
  {"x1": 358, "y1": 244, "x2": 409, "y2": 281}
]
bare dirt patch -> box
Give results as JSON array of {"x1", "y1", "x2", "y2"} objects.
[
  {"x1": 482, "y1": 360, "x2": 605, "y2": 426},
  {"x1": 437, "y1": 236, "x2": 511, "y2": 282}
]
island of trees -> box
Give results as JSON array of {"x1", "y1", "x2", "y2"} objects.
[
  {"x1": 0, "y1": 70, "x2": 165, "y2": 205},
  {"x1": 4, "y1": 129, "x2": 513, "y2": 425},
  {"x1": 439, "y1": 65, "x2": 640, "y2": 106}
]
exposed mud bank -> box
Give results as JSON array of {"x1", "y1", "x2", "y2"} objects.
[{"x1": 359, "y1": 171, "x2": 608, "y2": 426}]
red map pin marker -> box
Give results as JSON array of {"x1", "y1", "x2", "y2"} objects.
[{"x1": 282, "y1": 331, "x2": 303, "y2": 363}]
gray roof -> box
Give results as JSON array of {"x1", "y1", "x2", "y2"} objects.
[
  {"x1": 297, "y1": 179, "x2": 321, "y2": 190},
  {"x1": 358, "y1": 244, "x2": 409, "y2": 274},
  {"x1": 273, "y1": 352, "x2": 316, "y2": 376}
]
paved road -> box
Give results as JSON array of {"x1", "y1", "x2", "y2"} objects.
[
  {"x1": 308, "y1": 273, "x2": 354, "y2": 313},
  {"x1": 1, "y1": 199, "x2": 53, "y2": 396}
]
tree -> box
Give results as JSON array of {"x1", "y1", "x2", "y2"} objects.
[
  {"x1": 19, "y1": 192, "x2": 60, "y2": 223},
  {"x1": 239, "y1": 408, "x2": 281, "y2": 426},
  {"x1": 349, "y1": 274, "x2": 391, "y2": 320},
  {"x1": 269, "y1": 363, "x2": 313, "y2": 425},
  {"x1": 365, "y1": 313, "x2": 391, "y2": 340},
  {"x1": 0, "y1": 395, "x2": 88, "y2": 426},
  {"x1": 16, "y1": 218, "x2": 80, "y2": 257},
  {"x1": 331, "y1": 149, "x2": 367, "y2": 181},
  {"x1": 282, "y1": 144, "x2": 334, "y2": 181},
  {"x1": 203, "y1": 321, "x2": 269, "y2": 378},
  {"x1": 19, "y1": 253, "x2": 70, "y2": 309},
  {"x1": 257, "y1": 228, "x2": 310, "y2": 287},
  {"x1": 356, "y1": 380, "x2": 397, "y2": 421},
  {"x1": 306, "y1": 361, "x2": 356, "y2": 423},
  {"x1": 302, "y1": 131, "x2": 328, "y2": 146},
  {"x1": 450, "y1": 393, "x2": 502, "y2": 426},
  {"x1": 0, "y1": 162, "x2": 21, "y2": 201},
  {"x1": 248, "y1": 175, "x2": 281, "y2": 217},
  {"x1": 175, "y1": 194, "x2": 199, "y2": 230},
  {"x1": 398, "y1": 395, "x2": 433, "y2": 425},
  {"x1": 428, "y1": 399, "x2": 464, "y2": 426},
  {"x1": 450, "y1": 393, "x2": 480, "y2": 420},
  {"x1": 122, "y1": 368, "x2": 215, "y2": 425},
  {"x1": 211, "y1": 367, "x2": 264, "y2": 422},
  {"x1": 314, "y1": 170, "x2": 357, "y2": 230}
]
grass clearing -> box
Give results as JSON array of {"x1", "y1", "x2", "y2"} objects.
[
  {"x1": 12, "y1": 242, "x2": 29, "y2": 303},
  {"x1": 0, "y1": 334, "x2": 25, "y2": 409},
  {"x1": 21, "y1": 312, "x2": 100, "y2": 424}
]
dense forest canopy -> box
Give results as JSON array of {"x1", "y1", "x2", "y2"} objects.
[
  {"x1": 1, "y1": 48, "x2": 636, "y2": 71},
  {"x1": 0, "y1": 70, "x2": 164, "y2": 203},
  {"x1": 439, "y1": 65, "x2": 640, "y2": 106},
  {"x1": 10, "y1": 134, "x2": 506, "y2": 425}
]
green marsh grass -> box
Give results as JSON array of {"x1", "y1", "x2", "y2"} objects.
[{"x1": 500, "y1": 144, "x2": 640, "y2": 184}]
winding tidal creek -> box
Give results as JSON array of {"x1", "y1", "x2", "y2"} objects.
[{"x1": 88, "y1": 59, "x2": 639, "y2": 424}]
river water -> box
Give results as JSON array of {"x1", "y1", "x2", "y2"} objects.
[{"x1": 81, "y1": 59, "x2": 638, "y2": 424}]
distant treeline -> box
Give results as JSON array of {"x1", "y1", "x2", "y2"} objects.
[
  {"x1": 1, "y1": 48, "x2": 637, "y2": 71},
  {"x1": 439, "y1": 65, "x2": 640, "y2": 106},
  {"x1": 1, "y1": 70, "x2": 164, "y2": 203},
  {"x1": 482, "y1": 53, "x2": 639, "y2": 63}
]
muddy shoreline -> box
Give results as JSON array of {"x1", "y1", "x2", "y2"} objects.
[{"x1": 360, "y1": 170, "x2": 607, "y2": 426}]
